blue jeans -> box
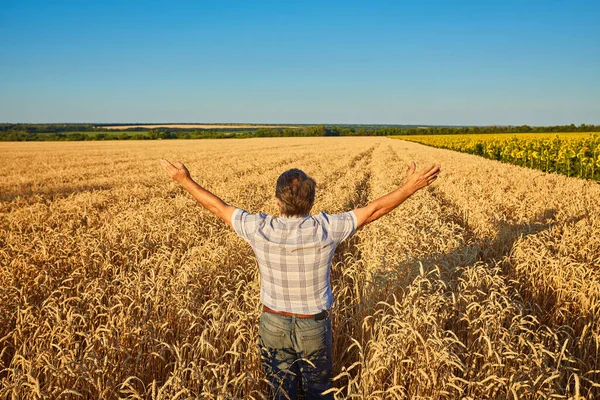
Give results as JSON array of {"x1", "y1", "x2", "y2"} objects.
[{"x1": 258, "y1": 310, "x2": 333, "y2": 400}]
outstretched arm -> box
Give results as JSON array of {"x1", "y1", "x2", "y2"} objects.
[
  {"x1": 353, "y1": 162, "x2": 440, "y2": 229},
  {"x1": 160, "y1": 159, "x2": 235, "y2": 227}
]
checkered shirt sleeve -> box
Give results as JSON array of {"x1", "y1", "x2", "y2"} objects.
[
  {"x1": 317, "y1": 211, "x2": 358, "y2": 243},
  {"x1": 231, "y1": 208, "x2": 264, "y2": 243}
]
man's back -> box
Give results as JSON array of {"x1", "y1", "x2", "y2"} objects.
[{"x1": 232, "y1": 209, "x2": 357, "y2": 314}]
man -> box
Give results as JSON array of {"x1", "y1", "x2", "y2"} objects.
[{"x1": 160, "y1": 158, "x2": 441, "y2": 399}]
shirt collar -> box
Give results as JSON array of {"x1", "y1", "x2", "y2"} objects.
[{"x1": 278, "y1": 214, "x2": 309, "y2": 220}]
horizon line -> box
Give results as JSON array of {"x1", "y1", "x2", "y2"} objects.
[{"x1": 2, "y1": 122, "x2": 598, "y2": 127}]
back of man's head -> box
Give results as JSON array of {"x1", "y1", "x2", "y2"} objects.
[{"x1": 275, "y1": 169, "x2": 316, "y2": 217}]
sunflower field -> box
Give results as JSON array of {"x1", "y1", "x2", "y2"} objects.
[{"x1": 394, "y1": 133, "x2": 600, "y2": 180}]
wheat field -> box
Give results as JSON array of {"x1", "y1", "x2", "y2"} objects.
[{"x1": 1, "y1": 137, "x2": 599, "y2": 399}]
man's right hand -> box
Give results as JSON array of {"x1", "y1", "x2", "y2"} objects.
[
  {"x1": 404, "y1": 162, "x2": 441, "y2": 194},
  {"x1": 160, "y1": 158, "x2": 192, "y2": 184},
  {"x1": 160, "y1": 158, "x2": 236, "y2": 227}
]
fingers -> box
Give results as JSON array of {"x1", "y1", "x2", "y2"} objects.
[
  {"x1": 423, "y1": 164, "x2": 441, "y2": 178},
  {"x1": 410, "y1": 162, "x2": 441, "y2": 178},
  {"x1": 408, "y1": 161, "x2": 416, "y2": 175},
  {"x1": 160, "y1": 159, "x2": 181, "y2": 180},
  {"x1": 427, "y1": 165, "x2": 440, "y2": 185},
  {"x1": 428, "y1": 175, "x2": 439, "y2": 184},
  {"x1": 160, "y1": 158, "x2": 175, "y2": 172},
  {"x1": 160, "y1": 158, "x2": 185, "y2": 173}
]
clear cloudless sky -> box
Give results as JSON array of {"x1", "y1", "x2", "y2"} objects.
[{"x1": 1, "y1": 0, "x2": 598, "y2": 125}]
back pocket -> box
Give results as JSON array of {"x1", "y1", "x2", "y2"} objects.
[
  {"x1": 258, "y1": 321, "x2": 286, "y2": 351},
  {"x1": 300, "y1": 320, "x2": 330, "y2": 357}
]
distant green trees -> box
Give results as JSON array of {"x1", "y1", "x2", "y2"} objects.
[{"x1": 0, "y1": 123, "x2": 598, "y2": 142}]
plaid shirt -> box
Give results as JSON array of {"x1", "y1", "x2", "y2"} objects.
[{"x1": 232, "y1": 208, "x2": 357, "y2": 314}]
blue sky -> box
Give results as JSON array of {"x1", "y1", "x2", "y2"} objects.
[{"x1": 1, "y1": 0, "x2": 598, "y2": 125}]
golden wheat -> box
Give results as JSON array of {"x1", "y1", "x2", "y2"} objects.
[{"x1": 1, "y1": 137, "x2": 599, "y2": 399}]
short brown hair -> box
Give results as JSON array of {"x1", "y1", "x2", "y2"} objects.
[{"x1": 275, "y1": 169, "x2": 316, "y2": 216}]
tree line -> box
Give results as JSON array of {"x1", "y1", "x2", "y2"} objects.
[{"x1": 0, "y1": 123, "x2": 598, "y2": 141}]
